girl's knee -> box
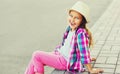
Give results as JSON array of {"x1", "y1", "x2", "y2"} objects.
[
  {"x1": 32, "y1": 51, "x2": 39, "y2": 56},
  {"x1": 32, "y1": 50, "x2": 44, "y2": 56},
  {"x1": 32, "y1": 51, "x2": 43, "y2": 60}
]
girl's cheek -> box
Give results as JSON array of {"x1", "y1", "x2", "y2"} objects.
[
  {"x1": 67, "y1": 19, "x2": 70, "y2": 25},
  {"x1": 68, "y1": 18, "x2": 71, "y2": 23}
]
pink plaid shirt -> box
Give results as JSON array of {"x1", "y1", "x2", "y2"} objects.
[{"x1": 55, "y1": 26, "x2": 91, "y2": 72}]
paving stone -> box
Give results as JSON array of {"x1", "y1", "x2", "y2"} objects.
[
  {"x1": 99, "y1": 32, "x2": 109, "y2": 41},
  {"x1": 92, "y1": 48, "x2": 101, "y2": 51},
  {"x1": 117, "y1": 57, "x2": 120, "y2": 65},
  {"x1": 99, "y1": 37, "x2": 107, "y2": 41},
  {"x1": 112, "y1": 41, "x2": 120, "y2": 46},
  {"x1": 115, "y1": 30, "x2": 120, "y2": 41},
  {"x1": 99, "y1": 53, "x2": 118, "y2": 57},
  {"x1": 117, "y1": 61, "x2": 120, "y2": 65},
  {"x1": 111, "y1": 46, "x2": 120, "y2": 51},
  {"x1": 96, "y1": 41, "x2": 105, "y2": 45},
  {"x1": 101, "y1": 45, "x2": 112, "y2": 51},
  {"x1": 106, "y1": 57, "x2": 117, "y2": 64},
  {"x1": 114, "y1": 40, "x2": 120, "y2": 44},
  {"x1": 105, "y1": 40, "x2": 120, "y2": 46},
  {"x1": 115, "y1": 37, "x2": 120, "y2": 41},
  {"x1": 94, "y1": 45, "x2": 103, "y2": 49},
  {"x1": 100, "y1": 50, "x2": 119, "y2": 54},
  {"x1": 118, "y1": 58, "x2": 120, "y2": 61},
  {"x1": 91, "y1": 54, "x2": 98, "y2": 57},
  {"x1": 107, "y1": 37, "x2": 115, "y2": 41},
  {"x1": 102, "y1": 72, "x2": 114, "y2": 74},
  {"x1": 115, "y1": 65, "x2": 120, "y2": 74},
  {"x1": 93, "y1": 33, "x2": 102, "y2": 42},
  {"x1": 96, "y1": 57, "x2": 107, "y2": 64},
  {"x1": 107, "y1": 31, "x2": 118, "y2": 41},
  {"x1": 94, "y1": 64, "x2": 116, "y2": 69},
  {"x1": 107, "y1": 35, "x2": 116, "y2": 41},
  {"x1": 102, "y1": 68, "x2": 115, "y2": 73},
  {"x1": 91, "y1": 50, "x2": 100, "y2": 56},
  {"x1": 104, "y1": 41, "x2": 114, "y2": 46}
]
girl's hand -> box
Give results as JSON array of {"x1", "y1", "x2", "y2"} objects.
[
  {"x1": 91, "y1": 58, "x2": 96, "y2": 61},
  {"x1": 90, "y1": 68, "x2": 103, "y2": 74}
]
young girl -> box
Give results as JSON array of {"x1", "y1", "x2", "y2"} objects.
[{"x1": 25, "y1": 1, "x2": 103, "y2": 74}]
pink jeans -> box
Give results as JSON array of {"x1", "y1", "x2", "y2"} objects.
[{"x1": 25, "y1": 51, "x2": 67, "y2": 74}]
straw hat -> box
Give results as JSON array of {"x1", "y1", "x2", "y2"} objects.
[{"x1": 69, "y1": 1, "x2": 90, "y2": 22}]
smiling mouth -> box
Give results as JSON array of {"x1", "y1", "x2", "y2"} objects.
[{"x1": 70, "y1": 23, "x2": 76, "y2": 26}]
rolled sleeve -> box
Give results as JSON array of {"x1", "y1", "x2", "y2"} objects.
[{"x1": 54, "y1": 44, "x2": 61, "y2": 52}]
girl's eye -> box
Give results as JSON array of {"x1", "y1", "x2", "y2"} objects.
[
  {"x1": 75, "y1": 17, "x2": 79, "y2": 20},
  {"x1": 69, "y1": 14, "x2": 73, "y2": 18}
]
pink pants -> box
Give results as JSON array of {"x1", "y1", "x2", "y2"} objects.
[{"x1": 25, "y1": 51, "x2": 67, "y2": 74}]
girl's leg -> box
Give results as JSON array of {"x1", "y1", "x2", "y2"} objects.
[
  {"x1": 25, "y1": 59, "x2": 35, "y2": 74},
  {"x1": 25, "y1": 51, "x2": 67, "y2": 74}
]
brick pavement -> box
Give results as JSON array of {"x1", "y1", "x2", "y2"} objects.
[{"x1": 90, "y1": 0, "x2": 120, "y2": 74}]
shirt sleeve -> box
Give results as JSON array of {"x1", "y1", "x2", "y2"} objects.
[
  {"x1": 54, "y1": 44, "x2": 61, "y2": 52},
  {"x1": 77, "y1": 32, "x2": 91, "y2": 64}
]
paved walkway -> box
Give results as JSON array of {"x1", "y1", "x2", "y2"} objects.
[{"x1": 89, "y1": 0, "x2": 120, "y2": 74}]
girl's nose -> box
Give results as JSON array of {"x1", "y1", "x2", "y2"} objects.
[{"x1": 71, "y1": 18, "x2": 75, "y2": 22}]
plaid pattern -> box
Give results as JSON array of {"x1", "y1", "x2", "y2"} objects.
[{"x1": 55, "y1": 26, "x2": 91, "y2": 72}]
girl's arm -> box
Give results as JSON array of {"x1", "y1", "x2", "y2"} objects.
[
  {"x1": 77, "y1": 32, "x2": 103, "y2": 73},
  {"x1": 85, "y1": 63, "x2": 92, "y2": 72}
]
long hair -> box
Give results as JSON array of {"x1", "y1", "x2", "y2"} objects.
[{"x1": 77, "y1": 16, "x2": 93, "y2": 48}]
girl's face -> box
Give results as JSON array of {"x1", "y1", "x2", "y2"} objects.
[{"x1": 68, "y1": 10, "x2": 83, "y2": 31}]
